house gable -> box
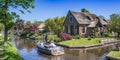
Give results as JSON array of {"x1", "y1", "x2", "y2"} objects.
[{"x1": 63, "y1": 10, "x2": 79, "y2": 26}]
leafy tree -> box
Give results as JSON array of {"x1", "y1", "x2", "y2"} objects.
[
  {"x1": 15, "y1": 19, "x2": 24, "y2": 30},
  {"x1": 81, "y1": 8, "x2": 90, "y2": 14},
  {"x1": 0, "y1": 23, "x2": 3, "y2": 31},
  {"x1": 108, "y1": 14, "x2": 120, "y2": 37},
  {"x1": 29, "y1": 24, "x2": 38, "y2": 32},
  {"x1": 44, "y1": 16, "x2": 65, "y2": 36},
  {"x1": 33, "y1": 20, "x2": 43, "y2": 26},
  {"x1": 0, "y1": 0, "x2": 34, "y2": 45},
  {"x1": 24, "y1": 21, "x2": 32, "y2": 28}
]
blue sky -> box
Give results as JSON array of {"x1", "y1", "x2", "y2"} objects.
[{"x1": 16, "y1": 0, "x2": 120, "y2": 22}]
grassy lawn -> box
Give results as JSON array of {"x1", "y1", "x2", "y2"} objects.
[
  {"x1": 0, "y1": 36, "x2": 22, "y2": 60},
  {"x1": 59, "y1": 38, "x2": 103, "y2": 46},
  {"x1": 107, "y1": 51, "x2": 120, "y2": 59}
]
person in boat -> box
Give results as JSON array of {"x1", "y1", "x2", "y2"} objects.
[
  {"x1": 44, "y1": 40, "x2": 56, "y2": 48},
  {"x1": 44, "y1": 34, "x2": 48, "y2": 42}
]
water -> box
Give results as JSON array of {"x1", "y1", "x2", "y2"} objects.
[{"x1": 12, "y1": 37, "x2": 115, "y2": 60}]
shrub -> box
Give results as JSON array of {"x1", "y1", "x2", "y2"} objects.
[
  {"x1": 47, "y1": 35, "x2": 61, "y2": 42},
  {"x1": 48, "y1": 35, "x2": 55, "y2": 41},
  {"x1": 32, "y1": 33, "x2": 39, "y2": 37},
  {"x1": 87, "y1": 38, "x2": 91, "y2": 40},
  {"x1": 73, "y1": 35, "x2": 81, "y2": 39},
  {"x1": 59, "y1": 33, "x2": 72, "y2": 41},
  {"x1": 101, "y1": 33, "x2": 109, "y2": 37},
  {"x1": 26, "y1": 34, "x2": 30, "y2": 37},
  {"x1": 54, "y1": 37, "x2": 61, "y2": 42}
]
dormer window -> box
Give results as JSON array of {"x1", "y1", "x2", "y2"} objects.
[
  {"x1": 96, "y1": 17, "x2": 100, "y2": 20},
  {"x1": 85, "y1": 16, "x2": 91, "y2": 20}
]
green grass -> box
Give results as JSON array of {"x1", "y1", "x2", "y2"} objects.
[
  {"x1": 107, "y1": 51, "x2": 120, "y2": 59},
  {"x1": 0, "y1": 36, "x2": 22, "y2": 60},
  {"x1": 59, "y1": 38, "x2": 103, "y2": 46}
]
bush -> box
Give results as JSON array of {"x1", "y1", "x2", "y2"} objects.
[
  {"x1": 73, "y1": 35, "x2": 81, "y2": 39},
  {"x1": 59, "y1": 33, "x2": 72, "y2": 41},
  {"x1": 47, "y1": 35, "x2": 55, "y2": 41},
  {"x1": 32, "y1": 33, "x2": 39, "y2": 37},
  {"x1": 54, "y1": 37, "x2": 61, "y2": 42},
  {"x1": 47, "y1": 35, "x2": 61, "y2": 42},
  {"x1": 87, "y1": 38, "x2": 91, "y2": 40},
  {"x1": 26, "y1": 33, "x2": 30, "y2": 37},
  {"x1": 101, "y1": 33, "x2": 109, "y2": 37}
]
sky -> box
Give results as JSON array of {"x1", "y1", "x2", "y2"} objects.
[{"x1": 15, "y1": 0, "x2": 120, "y2": 22}]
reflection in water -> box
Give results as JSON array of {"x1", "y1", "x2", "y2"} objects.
[
  {"x1": 63, "y1": 46, "x2": 115, "y2": 60},
  {"x1": 13, "y1": 37, "x2": 116, "y2": 60}
]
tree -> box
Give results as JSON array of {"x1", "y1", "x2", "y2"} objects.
[
  {"x1": 33, "y1": 20, "x2": 43, "y2": 26},
  {"x1": 81, "y1": 8, "x2": 90, "y2": 14},
  {"x1": 15, "y1": 19, "x2": 24, "y2": 30},
  {"x1": 24, "y1": 21, "x2": 32, "y2": 28},
  {"x1": 108, "y1": 14, "x2": 120, "y2": 37},
  {"x1": 44, "y1": 16, "x2": 65, "y2": 36},
  {"x1": 0, "y1": 23, "x2": 4, "y2": 31},
  {"x1": 0, "y1": 0, "x2": 34, "y2": 45}
]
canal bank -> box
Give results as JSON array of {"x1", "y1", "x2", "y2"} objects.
[
  {"x1": 0, "y1": 36, "x2": 23, "y2": 60},
  {"x1": 106, "y1": 51, "x2": 120, "y2": 60},
  {"x1": 56, "y1": 38, "x2": 120, "y2": 49},
  {"x1": 11, "y1": 36, "x2": 120, "y2": 60}
]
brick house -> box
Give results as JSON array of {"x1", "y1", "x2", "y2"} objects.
[{"x1": 63, "y1": 10, "x2": 108, "y2": 37}]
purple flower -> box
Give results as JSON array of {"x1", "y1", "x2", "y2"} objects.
[{"x1": 60, "y1": 33, "x2": 72, "y2": 41}]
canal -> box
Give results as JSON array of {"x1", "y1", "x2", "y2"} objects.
[{"x1": 12, "y1": 37, "x2": 116, "y2": 60}]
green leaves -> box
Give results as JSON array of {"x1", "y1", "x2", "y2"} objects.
[
  {"x1": 19, "y1": 10, "x2": 24, "y2": 14},
  {"x1": 6, "y1": 22, "x2": 16, "y2": 30},
  {"x1": 44, "y1": 16, "x2": 65, "y2": 35},
  {"x1": 81, "y1": 8, "x2": 90, "y2": 14},
  {"x1": 27, "y1": 10, "x2": 31, "y2": 13},
  {"x1": 108, "y1": 14, "x2": 120, "y2": 36},
  {"x1": 0, "y1": 0, "x2": 35, "y2": 43}
]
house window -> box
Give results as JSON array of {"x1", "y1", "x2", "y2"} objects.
[
  {"x1": 85, "y1": 16, "x2": 91, "y2": 20},
  {"x1": 82, "y1": 26, "x2": 85, "y2": 33},
  {"x1": 96, "y1": 17, "x2": 99, "y2": 20},
  {"x1": 68, "y1": 26, "x2": 70, "y2": 34}
]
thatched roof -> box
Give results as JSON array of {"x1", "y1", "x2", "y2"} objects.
[
  {"x1": 70, "y1": 11, "x2": 108, "y2": 25},
  {"x1": 38, "y1": 23, "x2": 45, "y2": 31},
  {"x1": 88, "y1": 21, "x2": 98, "y2": 27}
]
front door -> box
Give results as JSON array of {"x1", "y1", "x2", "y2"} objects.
[{"x1": 70, "y1": 25, "x2": 73, "y2": 35}]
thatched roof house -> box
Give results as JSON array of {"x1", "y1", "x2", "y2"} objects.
[{"x1": 64, "y1": 10, "x2": 108, "y2": 37}]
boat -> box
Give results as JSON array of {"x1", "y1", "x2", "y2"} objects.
[{"x1": 37, "y1": 42, "x2": 64, "y2": 55}]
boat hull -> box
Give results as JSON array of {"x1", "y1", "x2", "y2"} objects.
[{"x1": 37, "y1": 44, "x2": 64, "y2": 55}]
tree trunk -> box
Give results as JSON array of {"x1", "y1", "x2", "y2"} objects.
[
  {"x1": 3, "y1": 0, "x2": 8, "y2": 45},
  {"x1": 4, "y1": 26, "x2": 8, "y2": 45},
  {"x1": 118, "y1": 32, "x2": 120, "y2": 37}
]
